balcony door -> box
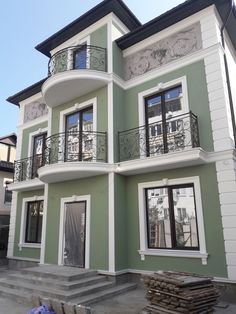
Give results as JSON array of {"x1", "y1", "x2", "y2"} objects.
[
  {"x1": 64, "y1": 201, "x2": 86, "y2": 268},
  {"x1": 32, "y1": 133, "x2": 46, "y2": 178},
  {"x1": 145, "y1": 85, "x2": 183, "y2": 155},
  {"x1": 65, "y1": 107, "x2": 93, "y2": 161}
]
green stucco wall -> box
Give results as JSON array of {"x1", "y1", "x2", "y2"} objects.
[
  {"x1": 44, "y1": 175, "x2": 109, "y2": 270},
  {"x1": 113, "y1": 42, "x2": 124, "y2": 78},
  {"x1": 121, "y1": 164, "x2": 227, "y2": 277},
  {"x1": 122, "y1": 60, "x2": 213, "y2": 153},
  {"x1": 51, "y1": 87, "x2": 107, "y2": 135},
  {"x1": 14, "y1": 189, "x2": 44, "y2": 260},
  {"x1": 113, "y1": 83, "x2": 125, "y2": 162},
  {"x1": 21, "y1": 122, "x2": 48, "y2": 159},
  {"x1": 91, "y1": 25, "x2": 107, "y2": 49}
]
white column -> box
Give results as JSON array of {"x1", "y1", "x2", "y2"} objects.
[
  {"x1": 40, "y1": 183, "x2": 48, "y2": 264},
  {"x1": 7, "y1": 191, "x2": 18, "y2": 258},
  {"x1": 216, "y1": 157, "x2": 236, "y2": 280}
]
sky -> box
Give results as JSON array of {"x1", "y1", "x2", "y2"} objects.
[{"x1": 0, "y1": 0, "x2": 202, "y2": 136}]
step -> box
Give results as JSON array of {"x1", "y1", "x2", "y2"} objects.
[
  {"x1": 71, "y1": 283, "x2": 137, "y2": 306},
  {"x1": 20, "y1": 266, "x2": 97, "y2": 282},
  {"x1": 0, "y1": 286, "x2": 29, "y2": 304},
  {"x1": 8, "y1": 273, "x2": 106, "y2": 291},
  {"x1": 0, "y1": 278, "x2": 115, "y2": 302}
]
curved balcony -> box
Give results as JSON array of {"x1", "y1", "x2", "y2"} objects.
[
  {"x1": 38, "y1": 131, "x2": 110, "y2": 183},
  {"x1": 42, "y1": 45, "x2": 110, "y2": 107}
]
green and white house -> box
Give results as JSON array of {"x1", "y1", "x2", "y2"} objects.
[{"x1": 7, "y1": 0, "x2": 236, "y2": 285}]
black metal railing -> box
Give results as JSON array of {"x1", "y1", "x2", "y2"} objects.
[
  {"x1": 43, "y1": 131, "x2": 107, "y2": 165},
  {"x1": 118, "y1": 112, "x2": 200, "y2": 162},
  {"x1": 14, "y1": 155, "x2": 43, "y2": 182},
  {"x1": 48, "y1": 45, "x2": 107, "y2": 76}
]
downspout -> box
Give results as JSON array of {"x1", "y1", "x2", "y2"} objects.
[{"x1": 220, "y1": 0, "x2": 236, "y2": 148}]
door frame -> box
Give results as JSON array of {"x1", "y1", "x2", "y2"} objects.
[{"x1": 58, "y1": 195, "x2": 91, "y2": 268}]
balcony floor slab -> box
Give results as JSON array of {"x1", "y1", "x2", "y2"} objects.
[
  {"x1": 38, "y1": 162, "x2": 114, "y2": 183},
  {"x1": 116, "y1": 148, "x2": 209, "y2": 176}
]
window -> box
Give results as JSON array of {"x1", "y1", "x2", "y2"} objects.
[
  {"x1": 145, "y1": 86, "x2": 184, "y2": 155},
  {"x1": 25, "y1": 201, "x2": 43, "y2": 243},
  {"x1": 73, "y1": 43, "x2": 87, "y2": 69},
  {"x1": 145, "y1": 184, "x2": 199, "y2": 250},
  {"x1": 65, "y1": 107, "x2": 93, "y2": 161},
  {"x1": 32, "y1": 133, "x2": 47, "y2": 179}
]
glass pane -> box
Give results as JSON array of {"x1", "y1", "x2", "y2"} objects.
[
  {"x1": 164, "y1": 86, "x2": 182, "y2": 117},
  {"x1": 64, "y1": 201, "x2": 86, "y2": 267},
  {"x1": 66, "y1": 112, "x2": 80, "y2": 133},
  {"x1": 25, "y1": 202, "x2": 38, "y2": 243},
  {"x1": 172, "y1": 186, "x2": 199, "y2": 248},
  {"x1": 37, "y1": 201, "x2": 44, "y2": 243},
  {"x1": 146, "y1": 188, "x2": 171, "y2": 248},
  {"x1": 74, "y1": 46, "x2": 87, "y2": 69},
  {"x1": 32, "y1": 134, "x2": 46, "y2": 179},
  {"x1": 147, "y1": 95, "x2": 162, "y2": 123}
]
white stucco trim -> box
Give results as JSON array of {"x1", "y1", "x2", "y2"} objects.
[
  {"x1": 18, "y1": 195, "x2": 44, "y2": 250},
  {"x1": 138, "y1": 176, "x2": 208, "y2": 265},
  {"x1": 58, "y1": 195, "x2": 91, "y2": 269},
  {"x1": 27, "y1": 127, "x2": 48, "y2": 158},
  {"x1": 138, "y1": 76, "x2": 189, "y2": 127},
  {"x1": 40, "y1": 184, "x2": 48, "y2": 264},
  {"x1": 59, "y1": 97, "x2": 97, "y2": 133},
  {"x1": 7, "y1": 191, "x2": 18, "y2": 258},
  {"x1": 108, "y1": 172, "x2": 115, "y2": 272}
]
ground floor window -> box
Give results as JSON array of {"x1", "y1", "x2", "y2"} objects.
[
  {"x1": 25, "y1": 200, "x2": 43, "y2": 243},
  {"x1": 138, "y1": 177, "x2": 208, "y2": 264},
  {"x1": 145, "y1": 184, "x2": 199, "y2": 250}
]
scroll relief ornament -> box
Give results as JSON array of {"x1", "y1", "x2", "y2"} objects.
[{"x1": 124, "y1": 23, "x2": 202, "y2": 80}]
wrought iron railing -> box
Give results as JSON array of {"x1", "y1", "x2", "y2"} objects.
[
  {"x1": 118, "y1": 112, "x2": 200, "y2": 162},
  {"x1": 43, "y1": 131, "x2": 107, "y2": 165},
  {"x1": 48, "y1": 45, "x2": 107, "y2": 76},
  {"x1": 14, "y1": 155, "x2": 43, "y2": 182}
]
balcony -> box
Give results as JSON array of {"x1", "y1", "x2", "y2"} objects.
[
  {"x1": 10, "y1": 156, "x2": 44, "y2": 191},
  {"x1": 38, "y1": 131, "x2": 110, "y2": 183},
  {"x1": 117, "y1": 112, "x2": 205, "y2": 175},
  {"x1": 42, "y1": 45, "x2": 110, "y2": 107}
]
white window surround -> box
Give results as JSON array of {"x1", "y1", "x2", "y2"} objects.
[
  {"x1": 19, "y1": 196, "x2": 44, "y2": 250},
  {"x1": 28, "y1": 127, "x2": 48, "y2": 158},
  {"x1": 58, "y1": 195, "x2": 91, "y2": 269},
  {"x1": 138, "y1": 176, "x2": 208, "y2": 265},
  {"x1": 59, "y1": 97, "x2": 97, "y2": 133},
  {"x1": 138, "y1": 76, "x2": 189, "y2": 127}
]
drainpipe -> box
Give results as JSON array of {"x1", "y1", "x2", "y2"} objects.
[{"x1": 220, "y1": 0, "x2": 236, "y2": 148}]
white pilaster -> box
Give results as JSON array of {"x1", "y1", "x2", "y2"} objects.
[
  {"x1": 7, "y1": 191, "x2": 18, "y2": 258},
  {"x1": 216, "y1": 157, "x2": 236, "y2": 280}
]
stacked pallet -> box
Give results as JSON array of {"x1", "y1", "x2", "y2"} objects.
[{"x1": 143, "y1": 271, "x2": 219, "y2": 314}]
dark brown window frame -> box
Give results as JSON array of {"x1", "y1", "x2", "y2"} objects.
[
  {"x1": 145, "y1": 183, "x2": 199, "y2": 251},
  {"x1": 25, "y1": 200, "x2": 43, "y2": 244}
]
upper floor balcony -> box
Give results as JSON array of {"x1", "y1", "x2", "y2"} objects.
[
  {"x1": 42, "y1": 45, "x2": 110, "y2": 108},
  {"x1": 12, "y1": 112, "x2": 205, "y2": 186},
  {"x1": 117, "y1": 112, "x2": 204, "y2": 174}
]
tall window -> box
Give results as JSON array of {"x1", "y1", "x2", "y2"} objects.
[
  {"x1": 145, "y1": 184, "x2": 199, "y2": 250},
  {"x1": 65, "y1": 107, "x2": 93, "y2": 161},
  {"x1": 32, "y1": 133, "x2": 47, "y2": 178},
  {"x1": 73, "y1": 43, "x2": 87, "y2": 69},
  {"x1": 145, "y1": 86, "x2": 183, "y2": 155},
  {"x1": 25, "y1": 201, "x2": 43, "y2": 243}
]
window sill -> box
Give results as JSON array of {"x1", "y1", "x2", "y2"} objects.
[
  {"x1": 138, "y1": 249, "x2": 208, "y2": 265},
  {"x1": 18, "y1": 243, "x2": 41, "y2": 250}
]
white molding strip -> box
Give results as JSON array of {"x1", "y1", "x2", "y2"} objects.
[
  {"x1": 7, "y1": 191, "x2": 18, "y2": 258},
  {"x1": 8, "y1": 256, "x2": 40, "y2": 263},
  {"x1": 108, "y1": 172, "x2": 115, "y2": 272},
  {"x1": 40, "y1": 184, "x2": 48, "y2": 264}
]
